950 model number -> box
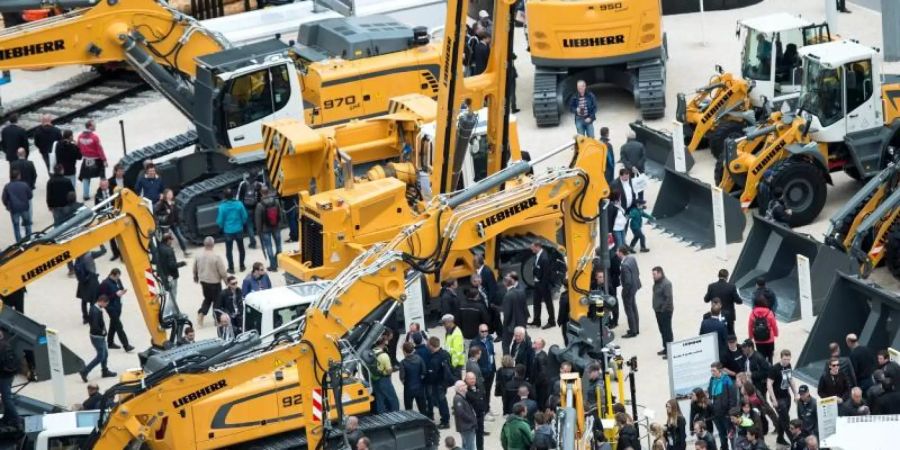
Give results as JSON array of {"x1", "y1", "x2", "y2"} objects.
[{"x1": 599, "y1": 2, "x2": 624, "y2": 11}]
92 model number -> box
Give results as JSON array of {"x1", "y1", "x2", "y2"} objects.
[
  {"x1": 282, "y1": 394, "x2": 302, "y2": 408},
  {"x1": 323, "y1": 95, "x2": 358, "y2": 109}
]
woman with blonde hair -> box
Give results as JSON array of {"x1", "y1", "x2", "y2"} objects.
[{"x1": 663, "y1": 398, "x2": 686, "y2": 450}]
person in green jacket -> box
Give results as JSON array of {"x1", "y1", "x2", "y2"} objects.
[
  {"x1": 627, "y1": 199, "x2": 653, "y2": 253},
  {"x1": 501, "y1": 402, "x2": 533, "y2": 450},
  {"x1": 442, "y1": 314, "x2": 465, "y2": 379}
]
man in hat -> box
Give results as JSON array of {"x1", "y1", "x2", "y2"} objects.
[
  {"x1": 443, "y1": 314, "x2": 465, "y2": 380},
  {"x1": 796, "y1": 384, "x2": 817, "y2": 436}
]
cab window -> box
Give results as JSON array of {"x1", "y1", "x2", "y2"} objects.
[
  {"x1": 224, "y1": 68, "x2": 273, "y2": 129},
  {"x1": 773, "y1": 29, "x2": 803, "y2": 86},
  {"x1": 844, "y1": 59, "x2": 873, "y2": 113},
  {"x1": 742, "y1": 29, "x2": 772, "y2": 81},
  {"x1": 272, "y1": 64, "x2": 292, "y2": 112},
  {"x1": 273, "y1": 304, "x2": 310, "y2": 330}
]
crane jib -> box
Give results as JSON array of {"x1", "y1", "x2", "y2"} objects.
[{"x1": 0, "y1": 40, "x2": 65, "y2": 60}]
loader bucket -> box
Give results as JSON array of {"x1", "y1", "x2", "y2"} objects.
[
  {"x1": 730, "y1": 214, "x2": 856, "y2": 322},
  {"x1": 650, "y1": 167, "x2": 746, "y2": 248},
  {"x1": 795, "y1": 273, "x2": 900, "y2": 385},
  {"x1": 629, "y1": 121, "x2": 695, "y2": 179}
]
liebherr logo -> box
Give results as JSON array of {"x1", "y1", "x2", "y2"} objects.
[
  {"x1": 479, "y1": 197, "x2": 538, "y2": 229},
  {"x1": 22, "y1": 251, "x2": 71, "y2": 283},
  {"x1": 700, "y1": 90, "x2": 734, "y2": 124},
  {"x1": 0, "y1": 40, "x2": 65, "y2": 61},
  {"x1": 172, "y1": 380, "x2": 227, "y2": 408},
  {"x1": 562, "y1": 35, "x2": 625, "y2": 48},
  {"x1": 751, "y1": 139, "x2": 788, "y2": 176}
]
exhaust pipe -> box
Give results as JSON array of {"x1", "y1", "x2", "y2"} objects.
[
  {"x1": 650, "y1": 168, "x2": 745, "y2": 249},
  {"x1": 730, "y1": 214, "x2": 855, "y2": 322},
  {"x1": 629, "y1": 121, "x2": 695, "y2": 179},
  {"x1": 795, "y1": 273, "x2": 900, "y2": 386}
]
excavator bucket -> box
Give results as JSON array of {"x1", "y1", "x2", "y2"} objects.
[
  {"x1": 650, "y1": 168, "x2": 746, "y2": 248},
  {"x1": 0, "y1": 307, "x2": 84, "y2": 381},
  {"x1": 730, "y1": 214, "x2": 856, "y2": 322},
  {"x1": 795, "y1": 273, "x2": 900, "y2": 385},
  {"x1": 629, "y1": 121, "x2": 695, "y2": 179}
]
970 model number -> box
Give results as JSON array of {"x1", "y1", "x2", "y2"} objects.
[{"x1": 323, "y1": 95, "x2": 357, "y2": 109}]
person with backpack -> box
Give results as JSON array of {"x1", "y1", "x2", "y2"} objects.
[
  {"x1": 254, "y1": 186, "x2": 283, "y2": 272},
  {"x1": 236, "y1": 173, "x2": 263, "y2": 249},
  {"x1": 748, "y1": 297, "x2": 778, "y2": 363},
  {"x1": 0, "y1": 328, "x2": 20, "y2": 427},
  {"x1": 76, "y1": 120, "x2": 106, "y2": 201}
]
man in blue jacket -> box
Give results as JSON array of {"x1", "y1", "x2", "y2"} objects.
[
  {"x1": 470, "y1": 324, "x2": 497, "y2": 416},
  {"x1": 568, "y1": 80, "x2": 598, "y2": 138},
  {"x1": 216, "y1": 188, "x2": 248, "y2": 273}
]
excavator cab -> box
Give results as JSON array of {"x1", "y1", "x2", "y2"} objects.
[
  {"x1": 737, "y1": 14, "x2": 829, "y2": 108},
  {"x1": 194, "y1": 40, "x2": 303, "y2": 156}
]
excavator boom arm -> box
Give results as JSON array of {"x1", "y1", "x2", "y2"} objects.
[
  {"x1": 0, "y1": 0, "x2": 226, "y2": 74},
  {"x1": 0, "y1": 189, "x2": 179, "y2": 348}
]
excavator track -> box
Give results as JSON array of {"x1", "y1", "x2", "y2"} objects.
[
  {"x1": 119, "y1": 130, "x2": 199, "y2": 187},
  {"x1": 636, "y1": 61, "x2": 666, "y2": 120},
  {"x1": 176, "y1": 166, "x2": 263, "y2": 245},
  {"x1": 3, "y1": 71, "x2": 150, "y2": 133},
  {"x1": 533, "y1": 71, "x2": 561, "y2": 127},
  {"x1": 233, "y1": 410, "x2": 439, "y2": 450}
]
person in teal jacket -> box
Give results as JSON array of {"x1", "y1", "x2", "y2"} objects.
[
  {"x1": 216, "y1": 188, "x2": 248, "y2": 273},
  {"x1": 627, "y1": 199, "x2": 653, "y2": 253}
]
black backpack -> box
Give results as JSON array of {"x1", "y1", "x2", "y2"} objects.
[
  {"x1": 752, "y1": 313, "x2": 771, "y2": 341},
  {"x1": 0, "y1": 342, "x2": 19, "y2": 375}
]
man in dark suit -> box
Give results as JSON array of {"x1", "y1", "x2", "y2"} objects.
[
  {"x1": 2, "y1": 113, "x2": 29, "y2": 163},
  {"x1": 619, "y1": 246, "x2": 642, "y2": 338},
  {"x1": 531, "y1": 337, "x2": 552, "y2": 409},
  {"x1": 501, "y1": 272, "x2": 528, "y2": 353},
  {"x1": 94, "y1": 178, "x2": 120, "y2": 260},
  {"x1": 474, "y1": 254, "x2": 502, "y2": 334},
  {"x1": 704, "y1": 268, "x2": 742, "y2": 334},
  {"x1": 10, "y1": 148, "x2": 37, "y2": 190},
  {"x1": 529, "y1": 242, "x2": 555, "y2": 329},
  {"x1": 99, "y1": 268, "x2": 134, "y2": 353}
]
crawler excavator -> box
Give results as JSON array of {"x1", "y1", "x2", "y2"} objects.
[
  {"x1": 523, "y1": 0, "x2": 667, "y2": 125},
  {"x1": 80, "y1": 133, "x2": 610, "y2": 449},
  {"x1": 632, "y1": 13, "x2": 831, "y2": 176},
  {"x1": 264, "y1": 0, "x2": 569, "y2": 303},
  {"x1": 0, "y1": 0, "x2": 441, "y2": 241}
]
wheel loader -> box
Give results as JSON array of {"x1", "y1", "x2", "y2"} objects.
[
  {"x1": 656, "y1": 40, "x2": 900, "y2": 249},
  {"x1": 632, "y1": 13, "x2": 831, "y2": 176},
  {"x1": 524, "y1": 0, "x2": 667, "y2": 126}
]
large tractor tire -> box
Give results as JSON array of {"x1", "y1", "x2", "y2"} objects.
[
  {"x1": 885, "y1": 221, "x2": 900, "y2": 280},
  {"x1": 769, "y1": 159, "x2": 828, "y2": 227},
  {"x1": 707, "y1": 120, "x2": 744, "y2": 159}
]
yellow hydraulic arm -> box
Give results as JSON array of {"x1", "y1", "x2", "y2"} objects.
[
  {"x1": 0, "y1": 189, "x2": 185, "y2": 349},
  {"x1": 87, "y1": 136, "x2": 609, "y2": 449},
  {"x1": 0, "y1": 0, "x2": 226, "y2": 75}
]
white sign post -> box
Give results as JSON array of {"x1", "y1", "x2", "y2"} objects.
[
  {"x1": 45, "y1": 328, "x2": 67, "y2": 408},
  {"x1": 818, "y1": 396, "x2": 839, "y2": 447},
  {"x1": 711, "y1": 187, "x2": 727, "y2": 261},
  {"x1": 698, "y1": 0, "x2": 707, "y2": 46},
  {"x1": 825, "y1": 0, "x2": 838, "y2": 36},
  {"x1": 672, "y1": 121, "x2": 687, "y2": 173},
  {"x1": 797, "y1": 254, "x2": 814, "y2": 331},
  {"x1": 667, "y1": 333, "x2": 720, "y2": 398},
  {"x1": 402, "y1": 273, "x2": 426, "y2": 331}
]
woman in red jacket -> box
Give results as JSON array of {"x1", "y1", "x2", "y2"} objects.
[
  {"x1": 748, "y1": 296, "x2": 778, "y2": 362},
  {"x1": 77, "y1": 120, "x2": 107, "y2": 201}
]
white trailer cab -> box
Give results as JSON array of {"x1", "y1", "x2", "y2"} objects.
[
  {"x1": 242, "y1": 281, "x2": 331, "y2": 337},
  {"x1": 17, "y1": 410, "x2": 100, "y2": 450}
]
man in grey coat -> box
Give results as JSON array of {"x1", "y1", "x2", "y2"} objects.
[
  {"x1": 652, "y1": 266, "x2": 674, "y2": 358},
  {"x1": 619, "y1": 131, "x2": 646, "y2": 174},
  {"x1": 618, "y1": 247, "x2": 641, "y2": 338},
  {"x1": 453, "y1": 380, "x2": 477, "y2": 450}
]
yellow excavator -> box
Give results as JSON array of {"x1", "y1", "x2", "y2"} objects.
[
  {"x1": 0, "y1": 188, "x2": 189, "y2": 351},
  {"x1": 0, "y1": 0, "x2": 440, "y2": 242},
  {"x1": 524, "y1": 0, "x2": 667, "y2": 125},
  {"x1": 82, "y1": 131, "x2": 610, "y2": 449},
  {"x1": 265, "y1": 0, "x2": 568, "y2": 302}
]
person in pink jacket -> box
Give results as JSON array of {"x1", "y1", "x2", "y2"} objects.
[
  {"x1": 748, "y1": 296, "x2": 778, "y2": 363},
  {"x1": 76, "y1": 120, "x2": 106, "y2": 201}
]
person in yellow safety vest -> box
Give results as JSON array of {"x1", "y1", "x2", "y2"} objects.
[{"x1": 442, "y1": 314, "x2": 466, "y2": 380}]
